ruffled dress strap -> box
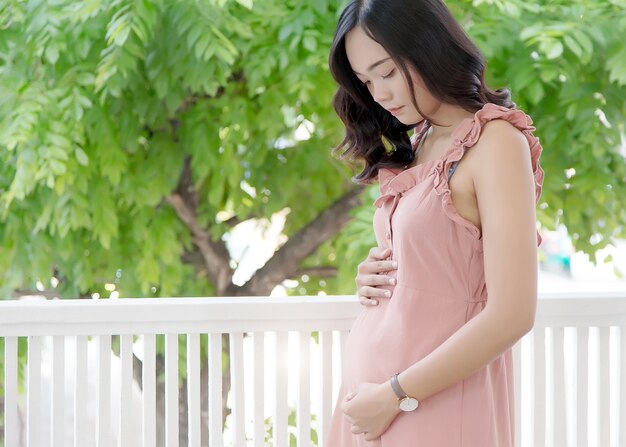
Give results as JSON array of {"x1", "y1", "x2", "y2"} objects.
[{"x1": 432, "y1": 103, "x2": 545, "y2": 244}]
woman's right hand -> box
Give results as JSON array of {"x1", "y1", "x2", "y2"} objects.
[{"x1": 356, "y1": 247, "x2": 397, "y2": 306}]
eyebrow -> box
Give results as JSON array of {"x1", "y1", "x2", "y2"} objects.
[{"x1": 353, "y1": 57, "x2": 392, "y2": 75}]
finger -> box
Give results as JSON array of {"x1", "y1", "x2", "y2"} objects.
[
  {"x1": 368, "y1": 247, "x2": 392, "y2": 260},
  {"x1": 350, "y1": 424, "x2": 365, "y2": 435},
  {"x1": 364, "y1": 432, "x2": 380, "y2": 441},
  {"x1": 358, "y1": 286, "x2": 392, "y2": 300},
  {"x1": 359, "y1": 296, "x2": 379, "y2": 306},
  {"x1": 359, "y1": 259, "x2": 398, "y2": 274},
  {"x1": 357, "y1": 274, "x2": 396, "y2": 288}
]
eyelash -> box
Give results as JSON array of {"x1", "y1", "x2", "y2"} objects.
[
  {"x1": 382, "y1": 69, "x2": 395, "y2": 79},
  {"x1": 361, "y1": 69, "x2": 395, "y2": 86}
]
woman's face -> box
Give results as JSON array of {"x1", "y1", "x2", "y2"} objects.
[{"x1": 344, "y1": 26, "x2": 439, "y2": 124}]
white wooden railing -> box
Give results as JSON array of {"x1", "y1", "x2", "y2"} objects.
[{"x1": 0, "y1": 292, "x2": 625, "y2": 447}]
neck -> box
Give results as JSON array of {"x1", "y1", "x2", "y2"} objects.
[{"x1": 427, "y1": 103, "x2": 476, "y2": 140}]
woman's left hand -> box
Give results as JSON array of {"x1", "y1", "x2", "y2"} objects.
[{"x1": 340, "y1": 382, "x2": 401, "y2": 441}]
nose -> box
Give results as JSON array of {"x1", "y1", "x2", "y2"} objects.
[{"x1": 371, "y1": 81, "x2": 391, "y2": 103}]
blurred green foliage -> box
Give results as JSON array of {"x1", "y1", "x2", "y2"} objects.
[{"x1": 0, "y1": 0, "x2": 625, "y2": 301}]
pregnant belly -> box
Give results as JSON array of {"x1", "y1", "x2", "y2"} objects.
[{"x1": 342, "y1": 285, "x2": 475, "y2": 389}]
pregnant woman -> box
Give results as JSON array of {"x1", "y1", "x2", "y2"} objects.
[{"x1": 326, "y1": 0, "x2": 545, "y2": 445}]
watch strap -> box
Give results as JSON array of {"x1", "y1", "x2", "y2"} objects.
[{"x1": 390, "y1": 373, "x2": 408, "y2": 399}]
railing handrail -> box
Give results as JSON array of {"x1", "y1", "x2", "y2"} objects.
[
  {"x1": 1, "y1": 292, "x2": 625, "y2": 336},
  {"x1": 0, "y1": 295, "x2": 361, "y2": 336}
]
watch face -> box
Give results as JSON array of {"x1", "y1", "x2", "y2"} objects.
[{"x1": 399, "y1": 397, "x2": 419, "y2": 412}]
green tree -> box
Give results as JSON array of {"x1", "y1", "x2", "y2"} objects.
[
  {"x1": 0, "y1": 0, "x2": 363, "y2": 300},
  {"x1": 1, "y1": 0, "x2": 625, "y2": 299}
]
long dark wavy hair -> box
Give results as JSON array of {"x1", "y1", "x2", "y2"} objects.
[{"x1": 329, "y1": 0, "x2": 513, "y2": 183}]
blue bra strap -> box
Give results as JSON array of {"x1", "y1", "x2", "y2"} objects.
[{"x1": 448, "y1": 160, "x2": 459, "y2": 181}]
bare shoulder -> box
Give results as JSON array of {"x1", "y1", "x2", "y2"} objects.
[
  {"x1": 466, "y1": 117, "x2": 536, "y2": 207},
  {"x1": 469, "y1": 119, "x2": 531, "y2": 169}
]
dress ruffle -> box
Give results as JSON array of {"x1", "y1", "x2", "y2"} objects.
[
  {"x1": 375, "y1": 167, "x2": 417, "y2": 208},
  {"x1": 375, "y1": 103, "x2": 545, "y2": 243}
]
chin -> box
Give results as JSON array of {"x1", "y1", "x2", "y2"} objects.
[{"x1": 397, "y1": 115, "x2": 422, "y2": 126}]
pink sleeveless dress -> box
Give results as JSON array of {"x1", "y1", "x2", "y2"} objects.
[{"x1": 326, "y1": 103, "x2": 544, "y2": 446}]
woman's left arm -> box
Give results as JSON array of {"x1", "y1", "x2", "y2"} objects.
[{"x1": 396, "y1": 119, "x2": 539, "y2": 401}]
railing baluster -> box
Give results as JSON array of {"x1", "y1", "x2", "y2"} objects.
[
  {"x1": 553, "y1": 326, "x2": 566, "y2": 446},
  {"x1": 75, "y1": 335, "x2": 89, "y2": 447},
  {"x1": 27, "y1": 335, "x2": 42, "y2": 447},
  {"x1": 230, "y1": 332, "x2": 246, "y2": 447},
  {"x1": 519, "y1": 334, "x2": 533, "y2": 447},
  {"x1": 187, "y1": 333, "x2": 201, "y2": 447},
  {"x1": 143, "y1": 334, "x2": 157, "y2": 447},
  {"x1": 610, "y1": 326, "x2": 619, "y2": 447},
  {"x1": 253, "y1": 332, "x2": 265, "y2": 447},
  {"x1": 165, "y1": 333, "x2": 179, "y2": 447},
  {"x1": 533, "y1": 327, "x2": 546, "y2": 446},
  {"x1": 545, "y1": 327, "x2": 555, "y2": 446},
  {"x1": 576, "y1": 327, "x2": 589, "y2": 447},
  {"x1": 119, "y1": 334, "x2": 133, "y2": 446},
  {"x1": 4, "y1": 336, "x2": 18, "y2": 447},
  {"x1": 97, "y1": 334, "x2": 112, "y2": 447},
  {"x1": 512, "y1": 340, "x2": 522, "y2": 447},
  {"x1": 51, "y1": 336, "x2": 66, "y2": 447},
  {"x1": 319, "y1": 330, "x2": 333, "y2": 447},
  {"x1": 208, "y1": 333, "x2": 223, "y2": 446},
  {"x1": 274, "y1": 331, "x2": 288, "y2": 447},
  {"x1": 617, "y1": 324, "x2": 626, "y2": 445},
  {"x1": 297, "y1": 331, "x2": 311, "y2": 447},
  {"x1": 599, "y1": 326, "x2": 610, "y2": 447}
]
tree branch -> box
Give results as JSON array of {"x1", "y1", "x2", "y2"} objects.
[
  {"x1": 168, "y1": 157, "x2": 234, "y2": 294},
  {"x1": 239, "y1": 185, "x2": 366, "y2": 296},
  {"x1": 181, "y1": 248, "x2": 210, "y2": 278},
  {"x1": 221, "y1": 212, "x2": 261, "y2": 228}
]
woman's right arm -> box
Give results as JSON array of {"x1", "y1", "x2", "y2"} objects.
[{"x1": 355, "y1": 247, "x2": 397, "y2": 306}]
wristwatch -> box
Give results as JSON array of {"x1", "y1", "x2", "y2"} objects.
[{"x1": 390, "y1": 373, "x2": 419, "y2": 412}]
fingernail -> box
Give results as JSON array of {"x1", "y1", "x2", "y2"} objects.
[
  {"x1": 372, "y1": 300, "x2": 378, "y2": 305},
  {"x1": 388, "y1": 278, "x2": 395, "y2": 285},
  {"x1": 392, "y1": 262, "x2": 398, "y2": 268},
  {"x1": 385, "y1": 291, "x2": 391, "y2": 297}
]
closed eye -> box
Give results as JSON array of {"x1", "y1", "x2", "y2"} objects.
[
  {"x1": 358, "y1": 68, "x2": 394, "y2": 87},
  {"x1": 382, "y1": 69, "x2": 396, "y2": 79}
]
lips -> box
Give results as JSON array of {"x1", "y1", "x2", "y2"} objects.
[{"x1": 387, "y1": 106, "x2": 404, "y2": 115}]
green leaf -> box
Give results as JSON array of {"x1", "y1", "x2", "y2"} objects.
[
  {"x1": 75, "y1": 147, "x2": 89, "y2": 166},
  {"x1": 235, "y1": 0, "x2": 253, "y2": 9},
  {"x1": 572, "y1": 29, "x2": 593, "y2": 63},
  {"x1": 607, "y1": 45, "x2": 626, "y2": 86},
  {"x1": 540, "y1": 38, "x2": 563, "y2": 60},
  {"x1": 45, "y1": 43, "x2": 60, "y2": 65},
  {"x1": 303, "y1": 35, "x2": 317, "y2": 52},
  {"x1": 563, "y1": 34, "x2": 583, "y2": 58},
  {"x1": 49, "y1": 159, "x2": 67, "y2": 175}
]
